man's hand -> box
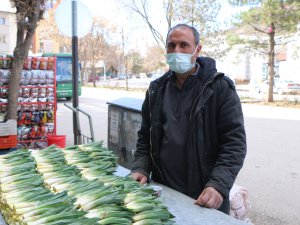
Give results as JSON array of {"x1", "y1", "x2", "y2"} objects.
[
  {"x1": 130, "y1": 172, "x2": 148, "y2": 185},
  {"x1": 194, "y1": 187, "x2": 223, "y2": 209}
]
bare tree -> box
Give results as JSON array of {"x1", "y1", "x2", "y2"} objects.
[
  {"x1": 143, "y1": 46, "x2": 165, "y2": 73},
  {"x1": 39, "y1": 14, "x2": 122, "y2": 84},
  {"x1": 125, "y1": 0, "x2": 168, "y2": 48},
  {"x1": 38, "y1": 9, "x2": 71, "y2": 53},
  {"x1": 7, "y1": 0, "x2": 46, "y2": 120},
  {"x1": 78, "y1": 18, "x2": 118, "y2": 87},
  {"x1": 125, "y1": 0, "x2": 222, "y2": 58},
  {"x1": 164, "y1": 0, "x2": 177, "y2": 30}
]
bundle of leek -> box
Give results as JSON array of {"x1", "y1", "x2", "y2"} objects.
[
  {"x1": 30, "y1": 148, "x2": 82, "y2": 193},
  {"x1": 0, "y1": 150, "x2": 98, "y2": 225},
  {"x1": 63, "y1": 142, "x2": 118, "y2": 180},
  {"x1": 30, "y1": 145, "x2": 132, "y2": 223},
  {"x1": 123, "y1": 190, "x2": 175, "y2": 224},
  {"x1": 1, "y1": 143, "x2": 176, "y2": 224}
]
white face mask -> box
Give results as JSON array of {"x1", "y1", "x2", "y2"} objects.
[{"x1": 166, "y1": 47, "x2": 198, "y2": 74}]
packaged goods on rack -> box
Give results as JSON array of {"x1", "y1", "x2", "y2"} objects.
[
  {"x1": 0, "y1": 56, "x2": 56, "y2": 149},
  {"x1": 0, "y1": 69, "x2": 10, "y2": 85},
  {"x1": 0, "y1": 55, "x2": 13, "y2": 70},
  {"x1": 0, "y1": 97, "x2": 7, "y2": 122},
  {"x1": 0, "y1": 120, "x2": 17, "y2": 149}
]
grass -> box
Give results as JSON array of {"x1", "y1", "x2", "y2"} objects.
[
  {"x1": 249, "y1": 100, "x2": 300, "y2": 108},
  {"x1": 241, "y1": 96, "x2": 300, "y2": 108}
]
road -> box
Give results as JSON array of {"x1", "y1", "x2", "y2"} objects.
[
  {"x1": 96, "y1": 78, "x2": 300, "y2": 102},
  {"x1": 57, "y1": 87, "x2": 300, "y2": 225}
]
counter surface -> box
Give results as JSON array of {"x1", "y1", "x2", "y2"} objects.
[{"x1": 115, "y1": 166, "x2": 247, "y2": 225}]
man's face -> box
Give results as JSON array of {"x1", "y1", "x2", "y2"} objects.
[{"x1": 166, "y1": 27, "x2": 201, "y2": 62}]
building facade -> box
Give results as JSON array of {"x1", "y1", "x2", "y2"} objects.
[{"x1": 0, "y1": 0, "x2": 16, "y2": 55}]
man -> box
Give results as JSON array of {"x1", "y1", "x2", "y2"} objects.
[{"x1": 131, "y1": 24, "x2": 247, "y2": 214}]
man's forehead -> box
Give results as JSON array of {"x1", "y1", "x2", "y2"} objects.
[
  {"x1": 170, "y1": 26, "x2": 192, "y2": 34},
  {"x1": 167, "y1": 27, "x2": 194, "y2": 40}
]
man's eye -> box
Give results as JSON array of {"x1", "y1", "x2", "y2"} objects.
[{"x1": 180, "y1": 43, "x2": 188, "y2": 48}]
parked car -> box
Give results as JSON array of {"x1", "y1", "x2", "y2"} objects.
[
  {"x1": 254, "y1": 79, "x2": 300, "y2": 95},
  {"x1": 88, "y1": 75, "x2": 99, "y2": 82},
  {"x1": 117, "y1": 74, "x2": 127, "y2": 80},
  {"x1": 148, "y1": 72, "x2": 162, "y2": 80}
]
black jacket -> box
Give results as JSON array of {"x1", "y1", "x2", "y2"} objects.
[{"x1": 132, "y1": 57, "x2": 247, "y2": 212}]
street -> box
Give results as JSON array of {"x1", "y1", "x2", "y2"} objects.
[
  {"x1": 95, "y1": 78, "x2": 300, "y2": 102},
  {"x1": 57, "y1": 87, "x2": 300, "y2": 225}
]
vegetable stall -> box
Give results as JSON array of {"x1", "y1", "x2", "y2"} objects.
[
  {"x1": 0, "y1": 142, "x2": 174, "y2": 225},
  {"x1": 0, "y1": 142, "x2": 247, "y2": 225}
]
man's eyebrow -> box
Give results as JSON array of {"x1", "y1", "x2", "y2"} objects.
[
  {"x1": 167, "y1": 41, "x2": 190, "y2": 45},
  {"x1": 180, "y1": 41, "x2": 190, "y2": 45}
]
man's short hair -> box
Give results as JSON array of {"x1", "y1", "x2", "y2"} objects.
[{"x1": 166, "y1": 24, "x2": 200, "y2": 46}]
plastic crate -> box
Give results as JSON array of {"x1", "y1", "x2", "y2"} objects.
[
  {"x1": 0, "y1": 135, "x2": 17, "y2": 149},
  {"x1": 0, "y1": 120, "x2": 17, "y2": 136}
]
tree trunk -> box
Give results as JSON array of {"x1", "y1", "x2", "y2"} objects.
[
  {"x1": 92, "y1": 66, "x2": 96, "y2": 87},
  {"x1": 81, "y1": 67, "x2": 87, "y2": 85},
  {"x1": 267, "y1": 22, "x2": 275, "y2": 103},
  {"x1": 6, "y1": 30, "x2": 33, "y2": 120},
  {"x1": 6, "y1": 56, "x2": 23, "y2": 120}
]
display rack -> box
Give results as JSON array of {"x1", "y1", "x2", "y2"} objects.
[{"x1": 0, "y1": 56, "x2": 57, "y2": 149}]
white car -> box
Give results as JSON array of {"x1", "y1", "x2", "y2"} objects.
[{"x1": 254, "y1": 79, "x2": 300, "y2": 95}]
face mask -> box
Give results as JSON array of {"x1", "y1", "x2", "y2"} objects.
[{"x1": 166, "y1": 47, "x2": 198, "y2": 74}]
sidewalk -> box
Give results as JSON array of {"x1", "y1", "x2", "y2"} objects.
[
  {"x1": 242, "y1": 103, "x2": 300, "y2": 121},
  {"x1": 81, "y1": 86, "x2": 300, "y2": 121},
  {"x1": 58, "y1": 87, "x2": 300, "y2": 147}
]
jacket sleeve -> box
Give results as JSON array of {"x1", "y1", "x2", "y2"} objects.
[
  {"x1": 131, "y1": 89, "x2": 153, "y2": 177},
  {"x1": 206, "y1": 77, "x2": 247, "y2": 197}
]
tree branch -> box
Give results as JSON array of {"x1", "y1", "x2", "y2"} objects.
[
  {"x1": 250, "y1": 47, "x2": 268, "y2": 55},
  {"x1": 130, "y1": 0, "x2": 165, "y2": 47},
  {"x1": 246, "y1": 22, "x2": 269, "y2": 34}
]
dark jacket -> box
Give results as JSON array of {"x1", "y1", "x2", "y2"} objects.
[{"x1": 132, "y1": 57, "x2": 247, "y2": 213}]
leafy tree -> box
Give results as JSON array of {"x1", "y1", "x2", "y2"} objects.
[
  {"x1": 7, "y1": 0, "x2": 46, "y2": 120},
  {"x1": 228, "y1": 0, "x2": 300, "y2": 102}
]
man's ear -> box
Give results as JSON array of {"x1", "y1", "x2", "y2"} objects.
[{"x1": 197, "y1": 45, "x2": 202, "y2": 54}]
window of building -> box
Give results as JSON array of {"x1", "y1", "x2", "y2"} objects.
[
  {"x1": 0, "y1": 17, "x2": 6, "y2": 25},
  {"x1": 0, "y1": 35, "x2": 8, "y2": 43},
  {"x1": 40, "y1": 42, "x2": 44, "y2": 52}
]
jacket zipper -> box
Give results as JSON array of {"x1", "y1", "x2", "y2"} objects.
[
  {"x1": 189, "y1": 72, "x2": 218, "y2": 125},
  {"x1": 148, "y1": 88, "x2": 166, "y2": 184},
  {"x1": 185, "y1": 72, "x2": 218, "y2": 195}
]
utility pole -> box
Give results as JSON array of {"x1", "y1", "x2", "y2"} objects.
[
  {"x1": 72, "y1": 0, "x2": 81, "y2": 144},
  {"x1": 122, "y1": 28, "x2": 128, "y2": 91}
]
